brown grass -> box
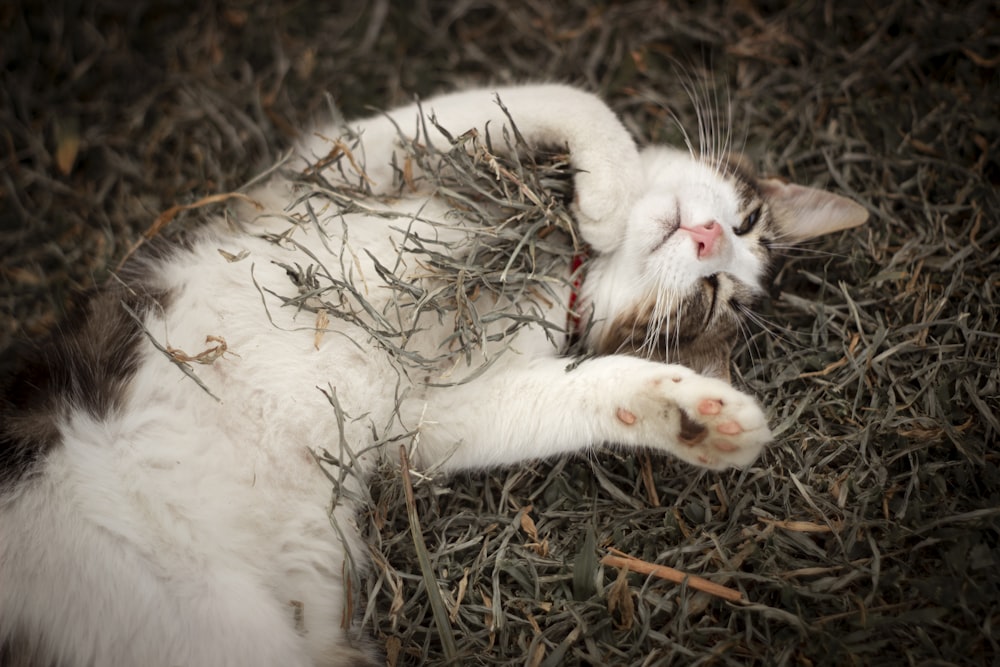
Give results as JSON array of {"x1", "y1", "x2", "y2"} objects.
[{"x1": 2, "y1": 1, "x2": 998, "y2": 664}]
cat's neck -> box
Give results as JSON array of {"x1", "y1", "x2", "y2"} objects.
[{"x1": 576, "y1": 252, "x2": 644, "y2": 345}]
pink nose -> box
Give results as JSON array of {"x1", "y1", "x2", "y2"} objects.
[{"x1": 680, "y1": 221, "x2": 722, "y2": 258}]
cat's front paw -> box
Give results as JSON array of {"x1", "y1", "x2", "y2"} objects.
[
  {"x1": 571, "y1": 147, "x2": 643, "y2": 253},
  {"x1": 615, "y1": 368, "x2": 771, "y2": 470}
]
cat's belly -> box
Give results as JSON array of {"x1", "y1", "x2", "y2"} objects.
[
  {"x1": 2, "y1": 226, "x2": 394, "y2": 662},
  {"x1": 0, "y1": 357, "x2": 373, "y2": 665}
]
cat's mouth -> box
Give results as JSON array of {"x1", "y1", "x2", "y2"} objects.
[
  {"x1": 651, "y1": 224, "x2": 680, "y2": 254},
  {"x1": 593, "y1": 274, "x2": 734, "y2": 352},
  {"x1": 650, "y1": 207, "x2": 682, "y2": 254},
  {"x1": 673, "y1": 275, "x2": 723, "y2": 346}
]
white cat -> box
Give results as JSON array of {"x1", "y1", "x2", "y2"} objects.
[{"x1": 0, "y1": 84, "x2": 867, "y2": 666}]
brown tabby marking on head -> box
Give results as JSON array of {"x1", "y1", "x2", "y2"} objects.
[{"x1": 593, "y1": 272, "x2": 760, "y2": 381}]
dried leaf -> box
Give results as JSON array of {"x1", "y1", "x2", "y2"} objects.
[
  {"x1": 54, "y1": 117, "x2": 80, "y2": 176},
  {"x1": 166, "y1": 335, "x2": 229, "y2": 365},
  {"x1": 607, "y1": 563, "x2": 635, "y2": 630}
]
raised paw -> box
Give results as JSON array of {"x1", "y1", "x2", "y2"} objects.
[
  {"x1": 571, "y1": 147, "x2": 643, "y2": 252},
  {"x1": 613, "y1": 368, "x2": 771, "y2": 470}
]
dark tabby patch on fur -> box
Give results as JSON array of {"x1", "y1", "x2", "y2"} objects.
[
  {"x1": 0, "y1": 634, "x2": 63, "y2": 667},
  {"x1": 595, "y1": 273, "x2": 759, "y2": 379},
  {"x1": 0, "y1": 278, "x2": 166, "y2": 489}
]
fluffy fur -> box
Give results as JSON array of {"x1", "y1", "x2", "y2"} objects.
[{"x1": 0, "y1": 84, "x2": 867, "y2": 666}]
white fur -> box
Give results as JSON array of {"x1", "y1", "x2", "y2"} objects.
[
  {"x1": 581, "y1": 147, "x2": 766, "y2": 340},
  {"x1": 0, "y1": 85, "x2": 772, "y2": 666}
]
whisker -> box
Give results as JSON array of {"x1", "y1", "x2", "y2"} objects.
[
  {"x1": 641, "y1": 290, "x2": 668, "y2": 359},
  {"x1": 670, "y1": 300, "x2": 684, "y2": 364},
  {"x1": 681, "y1": 63, "x2": 748, "y2": 183},
  {"x1": 733, "y1": 311, "x2": 763, "y2": 375},
  {"x1": 676, "y1": 67, "x2": 709, "y2": 167},
  {"x1": 647, "y1": 83, "x2": 697, "y2": 160},
  {"x1": 736, "y1": 303, "x2": 808, "y2": 350},
  {"x1": 768, "y1": 244, "x2": 853, "y2": 260}
]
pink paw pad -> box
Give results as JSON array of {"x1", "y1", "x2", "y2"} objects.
[
  {"x1": 697, "y1": 399, "x2": 723, "y2": 416},
  {"x1": 716, "y1": 421, "x2": 742, "y2": 436},
  {"x1": 714, "y1": 440, "x2": 740, "y2": 453},
  {"x1": 616, "y1": 407, "x2": 637, "y2": 425}
]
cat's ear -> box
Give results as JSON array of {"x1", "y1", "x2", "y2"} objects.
[{"x1": 759, "y1": 178, "x2": 869, "y2": 242}]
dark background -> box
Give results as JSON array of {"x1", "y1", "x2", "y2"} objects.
[{"x1": 2, "y1": 1, "x2": 998, "y2": 665}]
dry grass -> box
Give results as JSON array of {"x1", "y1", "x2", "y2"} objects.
[{"x1": 2, "y1": 1, "x2": 998, "y2": 665}]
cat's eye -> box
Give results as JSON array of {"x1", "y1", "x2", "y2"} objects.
[{"x1": 735, "y1": 206, "x2": 762, "y2": 236}]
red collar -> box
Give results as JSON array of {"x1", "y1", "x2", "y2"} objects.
[{"x1": 567, "y1": 251, "x2": 588, "y2": 334}]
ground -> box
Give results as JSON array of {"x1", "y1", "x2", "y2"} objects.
[{"x1": 2, "y1": 1, "x2": 998, "y2": 665}]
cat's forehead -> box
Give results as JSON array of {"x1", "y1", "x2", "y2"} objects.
[
  {"x1": 723, "y1": 160, "x2": 761, "y2": 207},
  {"x1": 640, "y1": 146, "x2": 759, "y2": 208}
]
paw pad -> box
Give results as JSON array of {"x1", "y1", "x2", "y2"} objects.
[
  {"x1": 616, "y1": 407, "x2": 637, "y2": 425},
  {"x1": 716, "y1": 421, "x2": 742, "y2": 436},
  {"x1": 697, "y1": 399, "x2": 723, "y2": 416}
]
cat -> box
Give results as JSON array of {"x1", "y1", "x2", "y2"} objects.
[{"x1": 0, "y1": 83, "x2": 867, "y2": 666}]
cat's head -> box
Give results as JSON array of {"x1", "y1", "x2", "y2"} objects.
[{"x1": 580, "y1": 146, "x2": 868, "y2": 379}]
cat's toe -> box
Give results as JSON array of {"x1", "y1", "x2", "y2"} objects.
[
  {"x1": 713, "y1": 439, "x2": 740, "y2": 453},
  {"x1": 673, "y1": 379, "x2": 771, "y2": 469},
  {"x1": 716, "y1": 421, "x2": 743, "y2": 436},
  {"x1": 697, "y1": 398, "x2": 723, "y2": 416},
  {"x1": 616, "y1": 407, "x2": 638, "y2": 425},
  {"x1": 610, "y1": 364, "x2": 769, "y2": 470}
]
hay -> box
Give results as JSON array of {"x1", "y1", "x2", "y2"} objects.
[
  {"x1": 2, "y1": 1, "x2": 998, "y2": 665},
  {"x1": 266, "y1": 109, "x2": 578, "y2": 383}
]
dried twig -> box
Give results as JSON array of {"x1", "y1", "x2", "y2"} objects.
[
  {"x1": 115, "y1": 192, "x2": 263, "y2": 271},
  {"x1": 601, "y1": 551, "x2": 746, "y2": 603}
]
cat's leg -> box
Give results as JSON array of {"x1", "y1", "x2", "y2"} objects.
[
  {"x1": 302, "y1": 84, "x2": 642, "y2": 252},
  {"x1": 408, "y1": 355, "x2": 771, "y2": 472}
]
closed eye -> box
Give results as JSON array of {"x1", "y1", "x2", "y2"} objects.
[{"x1": 735, "y1": 205, "x2": 762, "y2": 236}]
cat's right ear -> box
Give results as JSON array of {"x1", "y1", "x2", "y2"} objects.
[{"x1": 759, "y1": 178, "x2": 869, "y2": 242}]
